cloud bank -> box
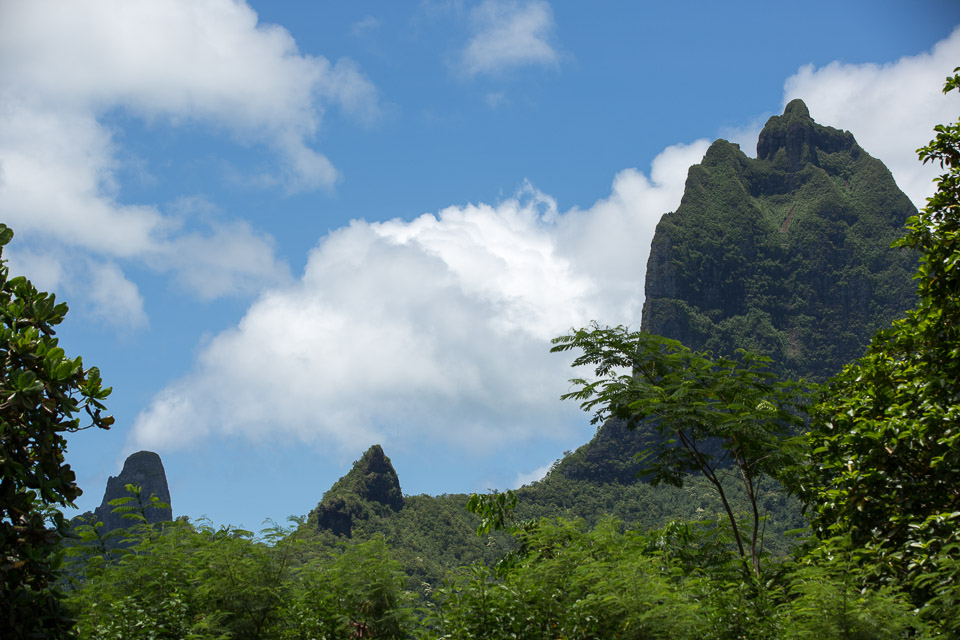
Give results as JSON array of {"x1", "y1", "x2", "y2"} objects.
[
  {"x1": 0, "y1": 0, "x2": 382, "y2": 323},
  {"x1": 131, "y1": 140, "x2": 710, "y2": 454}
]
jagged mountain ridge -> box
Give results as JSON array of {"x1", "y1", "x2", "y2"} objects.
[
  {"x1": 642, "y1": 99, "x2": 915, "y2": 381},
  {"x1": 557, "y1": 99, "x2": 918, "y2": 484}
]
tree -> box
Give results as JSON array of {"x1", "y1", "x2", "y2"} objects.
[
  {"x1": 801, "y1": 69, "x2": 960, "y2": 630},
  {"x1": 0, "y1": 224, "x2": 114, "y2": 638},
  {"x1": 551, "y1": 326, "x2": 811, "y2": 577}
]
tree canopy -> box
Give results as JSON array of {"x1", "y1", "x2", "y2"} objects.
[
  {"x1": 801, "y1": 68, "x2": 960, "y2": 630},
  {"x1": 551, "y1": 326, "x2": 811, "y2": 576},
  {"x1": 0, "y1": 224, "x2": 113, "y2": 638}
]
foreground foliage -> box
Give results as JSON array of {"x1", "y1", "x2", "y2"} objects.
[
  {"x1": 66, "y1": 493, "x2": 933, "y2": 640},
  {"x1": 66, "y1": 501, "x2": 413, "y2": 640},
  {"x1": 0, "y1": 224, "x2": 113, "y2": 639},
  {"x1": 423, "y1": 516, "x2": 933, "y2": 640},
  {"x1": 802, "y1": 68, "x2": 960, "y2": 632},
  {"x1": 552, "y1": 327, "x2": 811, "y2": 577}
]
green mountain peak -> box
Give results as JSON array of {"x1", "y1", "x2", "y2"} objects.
[
  {"x1": 562, "y1": 101, "x2": 917, "y2": 485},
  {"x1": 783, "y1": 97, "x2": 810, "y2": 118},
  {"x1": 756, "y1": 99, "x2": 858, "y2": 171},
  {"x1": 308, "y1": 444, "x2": 403, "y2": 537}
]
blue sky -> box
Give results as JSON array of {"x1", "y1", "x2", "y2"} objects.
[{"x1": 1, "y1": 1, "x2": 959, "y2": 529}]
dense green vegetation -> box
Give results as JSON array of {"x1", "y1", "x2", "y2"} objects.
[
  {"x1": 551, "y1": 326, "x2": 812, "y2": 577},
  {"x1": 5, "y1": 73, "x2": 959, "y2": 638},
  {"x1": 0, "y1": 223, "x2": 114, "y2": 639},
  {"x1": 292, "y1": 448, "x2": 806, "y2": 592},
  {"x1": 643, "y1": 99, "x2": 917, "y2": 383},
  {"x1": 799, "y1": 70, "x2": 960, "y2": 633}
]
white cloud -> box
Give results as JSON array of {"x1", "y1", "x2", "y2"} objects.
[
  {"x1": 514, "y1": 462, "x2": 552, "y2": 488},
  {"x1": 351, "y1": 15, "x2": 381, "y2": 37},
  {"x1": 87, "y1": 262, "x2": 149, "y2": 330},
  {"x1": 5, "y1": 247, "x2": 148, "y2": 330},
  {"x1": 782, "y1": 26, "x2": 960, "y2": 207},
  {"x1": 0, "y1": 0, "x2": 381, "y2": 317},
  {"x1": 0, "y1": 0, "x2": 381, "y2": 150},
  {"x1": 131, "y1": 140, "x2": 710, "y2": 455},
  {"x1": 460, "y1": 0, "x2": 560, "y2": 76}
]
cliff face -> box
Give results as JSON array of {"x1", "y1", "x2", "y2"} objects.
[
  {"x1": 83, "y1": 451, "x2": 172, "y2": 531},
  {"x1": 559, "y1": 100, "x2": 918, "y2": 484},
  {"x1": 642, "y1": 99, "x2": 915, "y2": 381}
]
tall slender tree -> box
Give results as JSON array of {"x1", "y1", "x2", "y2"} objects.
[{"x1": 552, "y1": 326, "x2": 810, "y2": 577}]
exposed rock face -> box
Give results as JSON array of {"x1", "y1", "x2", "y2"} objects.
[
  {"x1": 353, "y1": 444, "x2": 404, "y2": 510},
  {"x1": 756, "y1": 99, "x2": 858, "y2": 171},
  {"x1": 90, "y1": 451, "x2": 172, "y2": 531},
  {"x1": 309, "y1": 444, "x2": 403, "y2": 537},
  {"x1": 559, "y1": 100, "x2": 918, "y2": 484}
]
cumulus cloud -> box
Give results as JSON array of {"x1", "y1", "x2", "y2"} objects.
[
  {"x1": 514, "y1": 462, "x2": 552, "y2": 488},
  {"x1": 131, "y1": 140, "x2": 710, "y2": 454},
  {"x1": 87, "y1": 262, "x2": 149, "y2": 330},
  {"x1": 782, "y1": 26, "x2": 960, "y2": 207},
  {"x1": 460, "y1": 0, "x2": 560, "y2": 76},
  {"x1": 5, "y1": 247, "x2": 148, "y2": 330},
  {"x1": 0, "y1": 0, "x2": 381, "y2": 321}
]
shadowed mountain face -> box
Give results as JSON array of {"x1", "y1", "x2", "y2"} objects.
[
  {"x1": 558, "y1": 99, "x2": 918, "y2": 484},
  {"x1": 642, "y1": 98, "x2": 916, "y2": 381},
  {"x1": 90, "y1": 451, "x2": 172, "y2": 531}
]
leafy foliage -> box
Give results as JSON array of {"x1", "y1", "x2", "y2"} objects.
[
  {"x1": 67, "y1": 489, "x2": 414, "y2": 640},
  {"x1": 801, "y1": 69, "x2": 960, "y2": 630},
  {"x1": 0, "y1": 223, "x2": 113, "y2": 639},
  {"x1": 552, "y1": 325, "x2": 811, "y2": 576},
  {"x1": 465, "y1": 489, "x2": 517, "y2": 536},
  {"x1": 421, "y1": 516, "x2": 930, "y2": 640}
]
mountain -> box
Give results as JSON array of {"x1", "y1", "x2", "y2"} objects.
[
  {"x1": 77, "y1": 451, "x2": 172, "y2": 532},
  {"x1": 300, "y1": 101, "x2": 918, "y2": 582},
  {"x1": 304, "y1": 445, "x2": 516, "y2": 586},
  {"x1": 644, "y1": 99, "x2": 915, "y2": 380},
  {"x1": 556, "y1": 99, "x2": 918, "y2": 484},
  {"x1": 307, "y1": 444, "x2": 403, "y2": 537}
]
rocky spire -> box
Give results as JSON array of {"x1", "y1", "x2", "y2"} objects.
[
  {"x1": 310, "y1": 444, "x2": 403, "y2": 537},
  {"x1": 92, "y1": 451, "x2": 172, "y2": 531},
  {"x1": 352, "y1": 444, "x2": 404, "y2": 510}
]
